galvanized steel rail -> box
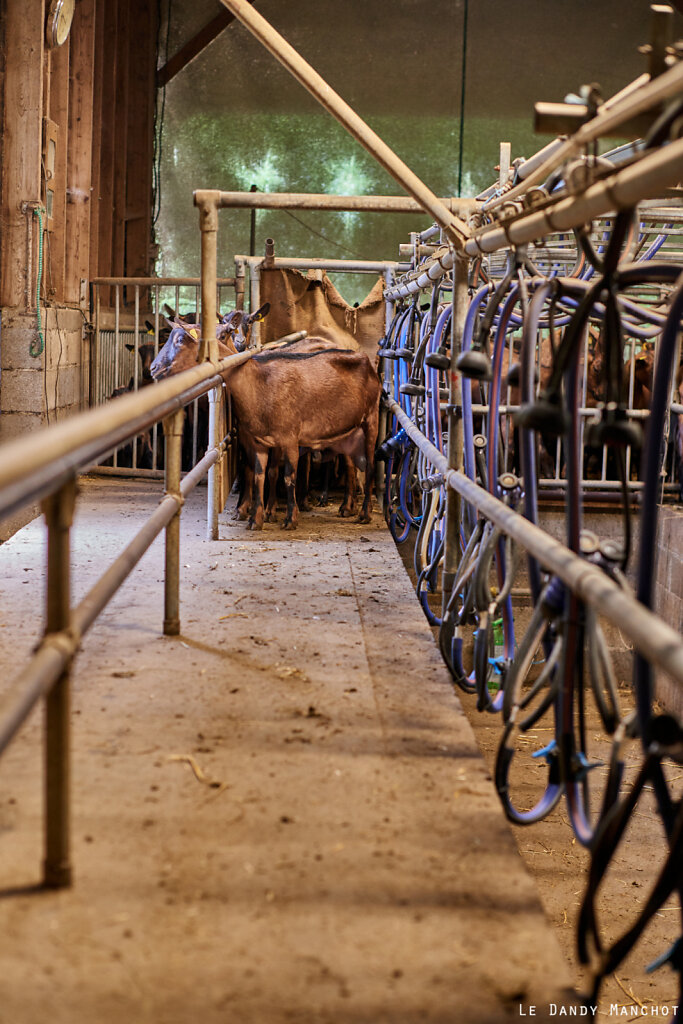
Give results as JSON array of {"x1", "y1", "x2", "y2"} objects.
[{"x1": 0, "y1": 344, "x2": 255, "y2": 887}]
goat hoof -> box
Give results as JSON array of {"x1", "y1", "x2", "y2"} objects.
[
  {"x1": 317, "y1": 496, "x2": 329, "y2": 507},
  {"x1": 356, "y1": 512, "x2": 371, "y2": 524},
  {"x1": 300, "y1": 499, "x2": 312, "y2": 512},
  {"x1": 282, "y1": 520, "x2": 297, "y2": 531},
  {"x1": 338, "y1": 507, "x2": 353, "y2": 518}
]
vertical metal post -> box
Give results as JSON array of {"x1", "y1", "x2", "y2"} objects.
[
  {"x1": 198, "y1": 196, "x2": 219, "y2": 363},
  {"x1": 207, "y1": 388, "x2": 222, "y2": 541},
  {"x1": 41, "y1": 477, "x2": 77, "y2": 888},
  {"x1": 441, "y1": 254, "x2": 469, "y2": 616},
  {"x1": 93, "y1": 285, "x2": 101, "y2": 406},
  {"x1": 249, "y1": 183, "x2": 257, "y2": 256},
  {"x1": 499, "y1": 142, "x2": 511, "y2": 188},
  {"x1": 197, "y1": 193, "x2": 220, "y2": 538},
  {"x1": 163, "y1": 409, "x2": 185, "y2": 634},
  {"x1": 249, "y1": 263, "x2": 262, "y2": 348},
  {"x1": 376, "y1": 267, "x2": 395, "y2": 511},
  {"x1": 235, "y1": 258, "x2": 246, "y2": 311}
]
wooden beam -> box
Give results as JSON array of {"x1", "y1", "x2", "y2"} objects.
[
  {"x1": 156, "y1": 3, "x2": 254, "y2": 88},
  {"x1": 94, "y1": 0, "x2": 119, "y2": 298},
  {"x1": 64, "y1": 0, "x2": 96, "y2": 305},
  {"x1": 0, "y1": 0, "x2": 44, "y2": 309},
  {"x1": 124, "y1": 0, "x2": 158, "y2": 288},
  {"x1": 47, "y1": 40, "x2": 70, "y2": 301},
  {"x1": 112, "y1": 0, "x2": 130, "y2": 280},
  {"x1": 88, "y1": 0, "x2": 107, "y2": 288}
]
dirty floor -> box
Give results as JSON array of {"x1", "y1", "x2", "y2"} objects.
[{"x1": 0, "y1": 476, "x2": 583, "y2": 1023}]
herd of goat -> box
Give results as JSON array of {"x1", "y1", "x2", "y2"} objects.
[
  {"x1": 110, "y1": 304, "x2": 382, "y2": 528},
  {"x1": 107, "y1": 297, "x2": 683, "y2": 525}
]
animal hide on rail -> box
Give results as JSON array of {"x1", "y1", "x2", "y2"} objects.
[{"x1": 259, "y1": 268, "x2": 385, "y2": 362}]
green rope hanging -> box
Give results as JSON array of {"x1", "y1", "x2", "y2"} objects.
[{"x1": 30, "y1": 207, "x2": 45, "y2": 358}]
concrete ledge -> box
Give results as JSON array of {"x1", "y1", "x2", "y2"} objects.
[{"x1": 656, "y1": 505, "x2": 683, "y2": 715}]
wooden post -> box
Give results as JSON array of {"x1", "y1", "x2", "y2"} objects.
[
  {"x1": 46, "y1": 38, "x2": 70, "y2": 301},
  {"x1": 64, "y1": 0, "x2": 96, "y2": 306},
  {"x1": 0, "y1": 0, "x2": 44, "y2": 309}
]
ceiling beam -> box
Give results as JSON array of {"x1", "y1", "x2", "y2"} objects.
[{"x1": 156, "y1": 3, "x2": 254, "y2": 88}]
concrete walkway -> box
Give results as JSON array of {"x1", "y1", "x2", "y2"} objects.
[{"x1": 0, "y1": 477, "x2": 575, "y2": 1023}]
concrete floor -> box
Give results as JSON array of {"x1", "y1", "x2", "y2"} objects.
[{"x1": 0, "y1": 477, "x2": 576, "y2": 1023}]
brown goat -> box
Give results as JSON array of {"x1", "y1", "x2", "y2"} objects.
[{"x1": 150, "y1": 322, "x2": 381, "y2": 530}]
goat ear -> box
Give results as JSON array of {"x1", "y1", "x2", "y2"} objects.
[
  {"x1": 250, "y1": 302, "x2": 270, "y2": 323},
  {"x1": 125, "y1": 343, "x2": 134, "y2": 352}
]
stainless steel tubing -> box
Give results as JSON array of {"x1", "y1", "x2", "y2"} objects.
[
  {"x1": 419, "y1": 225, "x2": 442, "y2": 243},
  {"x1": 385, "y1": 248, "x2": 457, "y2": 300},
  {"x1": 387, "y1": 137, "x2": 683, "y2": 298},
  {"x1": 218, "y1": 0, "x2": 471, "y2": 249},
  {"x1": 384, "y1": 394, "x2": 683, "y2": 689},
  {"x1": 484, "y1": 70, "x2": 663, "y2": 210},
  {"x1": 466, "y1": 136, "x2": 683, "y2": 258}
]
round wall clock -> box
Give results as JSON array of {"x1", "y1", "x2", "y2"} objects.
[{"x1": 46, "y1": 0, "x2": 75, "y2": 49}]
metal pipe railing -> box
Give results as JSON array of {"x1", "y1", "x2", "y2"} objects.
[
  {"x1": 233, "y1": 253, "x2": 407, "y2": 274},
  {"x1": 0, "y1": 333, "x2": 247, "y2": 886},
  {"x1": 467, "y1": 136, "x2": 683, "y2": 258},
  {"x1": 212, "y1": 191, "x2": 476, "y2": 216},
  {"x1": 0, "y1": 347, "x2": 253, "y2": 523},
  {"x1": 0, "y1": 440, "x2": 222, "y2": 760},
  {"x1": 91, "y1": 276, "x2": 236, "y2": 288},
  {"x1": 383, "y1": 393, "x2": 683, "y2": 688},
  {"x1": 482, "y1": 68, "x2": 673, "y2": 211},
  {"x1": 386, "y1": 138, "x2": 683, "y2": 299}
]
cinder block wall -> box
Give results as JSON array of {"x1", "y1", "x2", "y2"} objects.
[
  {"x1": 655, "y1": 506, "x2": 683, "y2": 716},
  {"x1": 0, "y1": 306, "x2": 88, "y2": 540}
]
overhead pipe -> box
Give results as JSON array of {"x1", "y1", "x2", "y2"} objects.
[
  {"x1": 210, "y1": 190, "x2": 475, "y2": 216},
  {"x1": 386, "y1": 140, "x2": 683, "y2": 298},
  {"x1": 217, "y1": 0, "x2": 471, "y2": 249},
  {"x1": 484, "y1": 66, "x2": 679, "y2": 211},
  {"x1": 467, "y1": 135, "x2": 683, "y2": 257},
  {"x1": 234, "y1": 254, "x2": 406, "y2": 274}
]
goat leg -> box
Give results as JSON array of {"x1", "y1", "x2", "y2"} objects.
[
  {"x1": 248, "y1": 450, "x2": 267, "y2": 531},
  {"x1": 282, "y1": 447, "x2": 300, "y2": 530},
  {"x1": 338, "y1": 456, "x2": 358, "y2": 518},
  {"x1": 264, "y1": 448, "x2": 281, "y2": 522},
  {"x1": 357, "y1": 414, "x2": 379, "y2": 525},
  {"x1": 298, "y1": 450, "x2": 313, "y2": 512}
]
